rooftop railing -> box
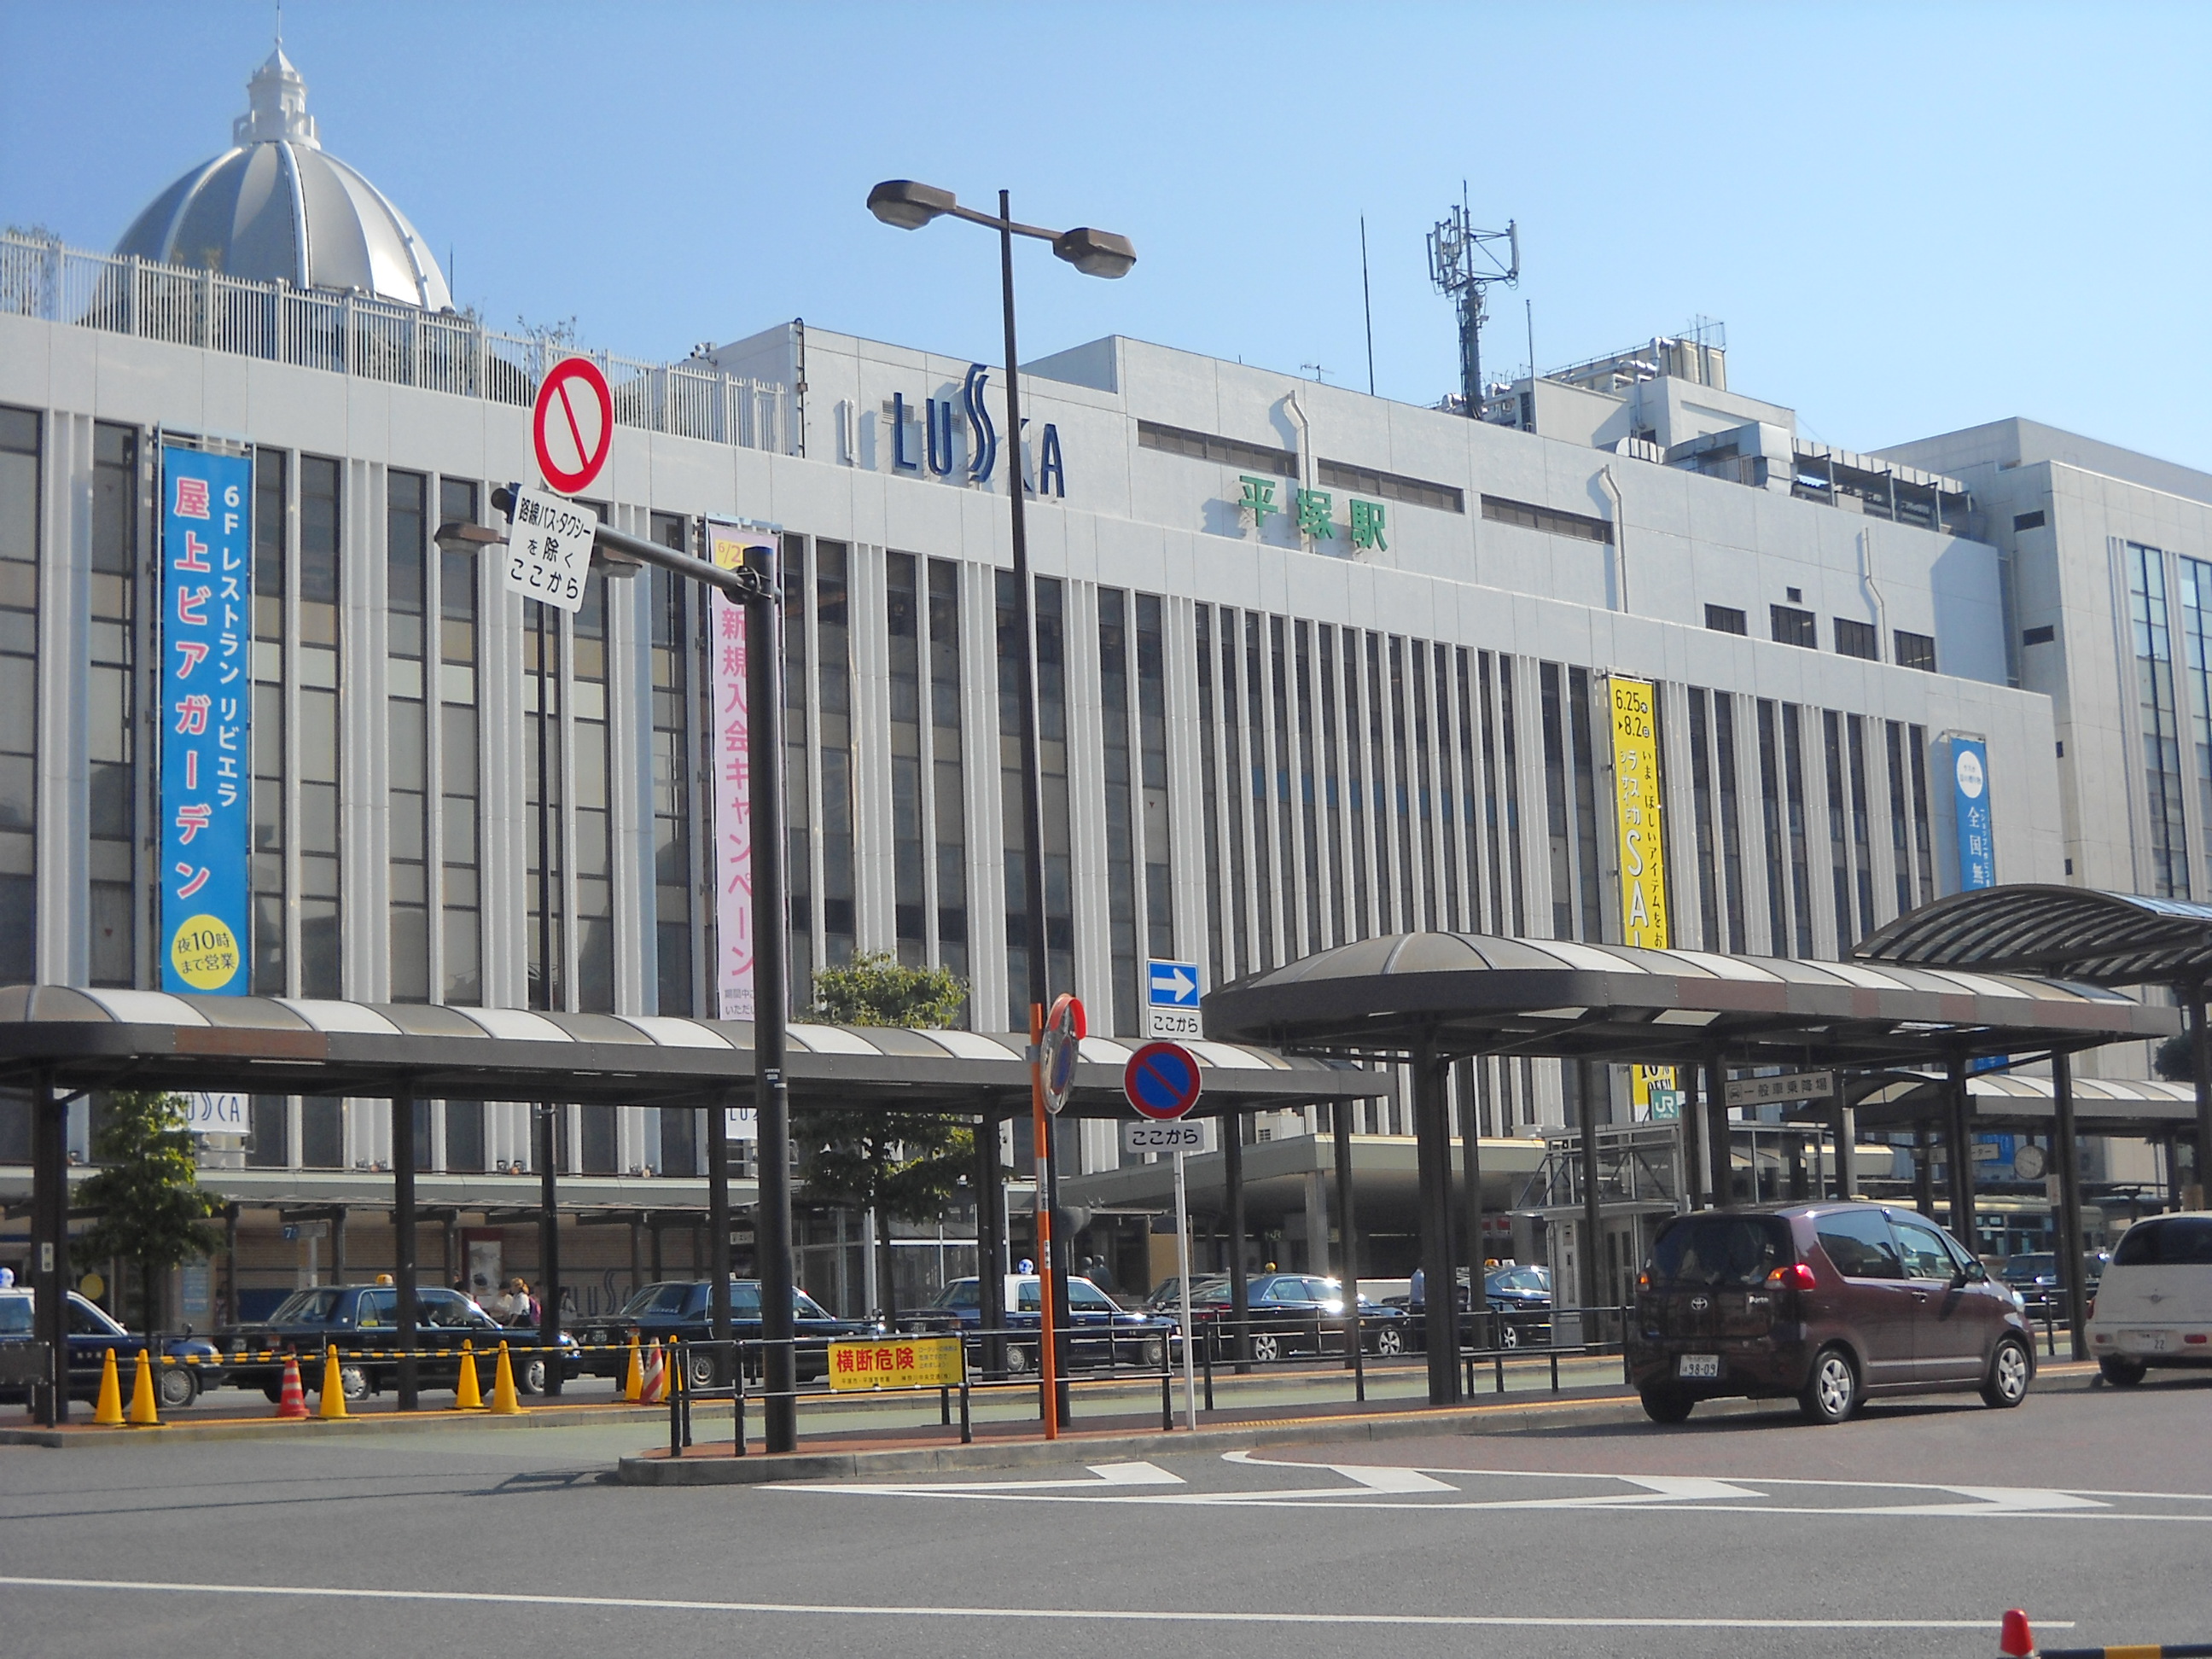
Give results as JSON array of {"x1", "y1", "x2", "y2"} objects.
[{"x1": 0, "y1": 233, "x2": 793, "y2": 455}]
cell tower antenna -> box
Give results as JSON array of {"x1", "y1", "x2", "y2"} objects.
[{"x1": 1427, "y1": 185, "x2": 1517, "y2": 418}]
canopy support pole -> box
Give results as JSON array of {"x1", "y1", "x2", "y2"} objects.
[
  {"x1": 1414, "y1": 1035, "x2": 1458, "y2": 1406},
  {"x1": 1704, "y1": 1053, "x2": 1731, "y2": 1210},
  {"x1": 1224, "y1": 1113, "x2": 1249, "y2": 1374},
  {"x1": 2191, "y1": 987, "x2": 2211, "y2": 1210},
  {"x1": 1945, "y1": 1051, "x2": 1976, "y2": 1254},
  {"x1": 393, "y1": 1081, "x2": 418, "y2": 1412},
  {"x1": 2052, "y1": 1050, "x2": 2088, "y2": 1362}
]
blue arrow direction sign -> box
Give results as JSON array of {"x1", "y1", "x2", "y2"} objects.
[
  {"x1": 1147, "y1": 960, "x2": 1200, "y2": 1007},
  {"x1": 1124, "y1": 1041, "x2": 1203, "y2": 1121}
]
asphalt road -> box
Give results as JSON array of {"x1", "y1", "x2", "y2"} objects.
[{"x1": 3, "y1": 1374, "x2": 2209, "y2": 1658}]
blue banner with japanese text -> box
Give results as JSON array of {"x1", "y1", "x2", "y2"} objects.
[
  {"x1": 160, "y1": 445, "x2": 253, "y2": 993},
  {"x1": 1952, "y1": 736, "x2": 1994, "y2": 891}
]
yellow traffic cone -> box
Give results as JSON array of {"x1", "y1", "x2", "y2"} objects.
[
  {"x1": 489, "y1": 1341, "x2": 525, "y2": 1415},
  {"x1": 453, "y1": 1339, "x2": 483, "y2": 1410},
  {"x1": 127, "y1": 1351, "x2": 161, "y2": 1427},
  {"x1": 92, "y1": 1347, "x2": 124, "y2": 1426},
  {"x1": 318, "y1": 1344, "x2": 350, "y2": 1419},
  {"x1": 622, "y1": 1332, "x2": 642, "y2": 1402}
]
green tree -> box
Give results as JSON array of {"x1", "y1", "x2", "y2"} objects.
[
  {"x1": 74, "y1": 1090, "x2": 221, "y2": 1331},
  {"x1": 795, "y1": 952, "x2": 974, "y2": 1317},
  {"x1": 2155, "y1": 1033, "x2": 2193, "y2": 1082}
]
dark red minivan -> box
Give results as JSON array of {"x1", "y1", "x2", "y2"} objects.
[{"x1": 1628, "y1": 1202, "x2": 2035, "y2": 1425}]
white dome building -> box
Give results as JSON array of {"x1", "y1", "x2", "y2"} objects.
[{"x1": 114, "y1": 44, "x2": 451, "y2": 311}]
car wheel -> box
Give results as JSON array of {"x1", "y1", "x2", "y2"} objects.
[
  {"x1": 261, "y1": 1378, "x2": 285, "y2": 1404},
  {"x1": 2098, "y1": 1355, "x2": 2146, "y2": 1388},
  {"x1": 1640, "y1": 1388, "x2": 1695, "y2": 1424},
  {"x1": 1981, "y1": 1337, "x2": 2031, "y2": 1409},
  {"x1": 1371, "y1": 1325, "x2": 1405, "y2": 1358},
  {"x1": 1139, "y1": 1336, "x2": 1167, "y2": 1370},
  {"x1": 1004, "y1": 1344, "x2": 1035, "y2": 1376},
  {"x1": 336, "y1": 1364, "x2": 371, "y2": 1402},
  {"x1": 518, "y1": 1355, "x2": 547, "y2": 1395},
  {"x1": 1249, "y1": 1332, "x2": 1283, "y2": 1364},
  {"x1": 1499, "y1": 1322, "x2": 1522, "y2": 1350},
  {"x1": 156, "y1": 1366, "x2": 198, "y2": 1411},
  {"x1": 684, "y1": 1348, "x2": 720, "y2": 1389},
  {"x1": 1797, "y1": 1345, "x2": 1860, "y2": 1425}
]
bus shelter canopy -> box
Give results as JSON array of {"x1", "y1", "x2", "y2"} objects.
[
  {"x1": 1855, "y1": 884, "x2": 2212, "y2": 987},
  {"x1": 1200, "y1": 931, "x2": 2175, "y2": 1065},
  {"x1": 1803, "y1": 1070, "x2": 2202, "y2": 1138},
  {"x1": 0, "y1": 986, "x2": 1386, "y2": 1119}
]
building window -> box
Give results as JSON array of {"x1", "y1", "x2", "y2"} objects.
[
  {"x1": 1196, "y1": 607, "x2": 1225, "y2": 988},
  {"x1": 1275, "y1": 618, "x2": 1305, "y2": 952},
  {"x1": 1712, "y1": 691, "x2": 1746, "y2": 952},
  {"x1": 2023, "y1": 625, "x2": 2056, "y2": 647},
  {"x1": 1099, "y1": 588, "x2": 1138, "y2": 1033},
  {"x1": 1250, "y1": 614, "x2": 1281, "y2": 968},
  {"x1": 2013, "y1": 510, "x2": 2046, "y2": 532},
  {"x1": 439, "y1": 478, "x2": 481, "y2": 1004},
  {"x1": 1449, "y1": 647, "x2": 1477, "y2": 934},
  {"x1": 1568, "y1": 667, "x2": 1604, "y2": 943},
  {"x1": 1894, "y1": 630, "x2": 1937, "y2": 672},
  {"x1": 250, "y1": 450, "x2": 287, "y2": 994},
  {"x1": 1770, "y1": 605, "x2": 1818, "y2": 649},
  {"x1": 780, "y1": 536, "x2": 813, "y2": 1012},
  {"x1": 1847, "y1": 714, "x2": 1875, "y2": 939},
  {"x1": 1688, "y1": 689, "x2": 1720, "y2": 952},
  {"x1": 0, "y1": 405, "x2": 38, "y2": 981},
  {"x1": 386, "y1": 470, "x2": 431, "y2": 1001},
  {"x1": 1540, "y1": 663, "x2": 1572, "y2": 940},
  {"x1": 1834, "y1": 617, "x2": 1878, "y2": 661},
  {"x1": 1481, "y1": 495, "x2": 1612, "y2": 544},
  {"x1": 1385, "y1": 636, "x2": 1413, "y2": 942},
  {"x1": 1823, "y1": 711, "x2": 1852, "y2": 952},
  {"x1": 89, "y1": 422, "x2": 137, "y2": 987},
  {"x1": 1782, "y1": 705, "x2": 1814, "y2": 954},
  {"x1": 647, "y1": 516, "x2": 693, "y2": 1016},
  {"x1": 1885, "y1": 721, "x2": 1915, "y2": 917},
  {"x1": 297, "y1": 454, "x2": 342, "y2": 998},
  {"x1": 1318, "y1": 628, "x2": 1348, "y2": 944},
  {"x1": 1704, "y1": 604, "x2": 1746, "y2": 636},
  {"x1": 888, "y1": 552, "x2": 927, "y2": 967},
  {"x1": 928, "y1": 558, "x2": 969, "y2": 992},
  {"x1": 246, "y1": 1095, "x2": 288, "y2": 1168},
  {"x1": 1135, "y1": 593, "x2": 1171, "y2": 964},
  {"x1": 1755, "y1": 700, "x2": 1789, "y2": 955},
  {"x1": 572, "y1": 573, "x2": 616, "y2": 1012},
  {"x1": 1136, "y1": 419, "x2": 1297, "y2": 479},
  {"x1": 1908, "y1": 724, "x2": 1936, "y2": 908},
  {"x1": 2177, "y1": 556, "x2": 2212, "y2": 897},
  {"x1": 2131, "y1": 543, "x2": 2190, "y2": 897},
  {"x1": 817, "y1": 541, "x2": 856, "y2": 969},
  {"x1": 1363, "y1": 633, "x2": 1392, "y2": 933},
  {"x1": 1317, "y1": 457, "x2": 1465, "y2": 515},
  {"x1": 996, "y1": 571, "x2": 1074, "y2": 1022},
  {"x1": 1493, "y1": 655, "x2": 1528, "y2": 935}
]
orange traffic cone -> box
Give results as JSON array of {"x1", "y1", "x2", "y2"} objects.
[
  {"x1": 1999, "y1": 1610, "x2": 2035, "y2": 1657},
  {"x1": 92, "y1": 1348, "x2": 124, "y2": 1426},
  {"x1": 317, "y1": 1344, "x2": 350, "y2": 1419},
  {"x1": 640, "y1": 1339, "x2": 666, "y2": 1405},
  {"x1": 453, "y1": 1339, "x2": 483, "y2": 1410},
  {"x1": 622, "y1": 1332, "x2": 643, "y2": 1402},
  {"x1": 127, "y1": 1351, "x2": 161, "y2": 1427},
  {"x1": 489, "y1": 1341, "x2": 525, "y2": 1415},
  {"x1": 275, "y1": 1353, "x2": 308, "y2": 1418}
]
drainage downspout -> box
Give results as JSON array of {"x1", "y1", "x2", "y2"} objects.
[
  {"x1": 1284, "y1": 389, "x2": 1313, "y2": 497},
  {"x1": 1858, "y1": 528, "x2": 1889, "y2": 661},
  {"x1": 1598, "y1": 465, "x2": 1627, "y2": 613}
]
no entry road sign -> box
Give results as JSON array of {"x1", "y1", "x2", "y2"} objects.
[
  {"x1": 1123, "y1": 1040, "x2": 1202, "y2": 1121},
  {"x1": 533, "y1": 356, "x2": 614, "y2": 497}
]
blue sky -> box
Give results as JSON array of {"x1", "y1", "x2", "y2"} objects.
[{"x1": 5, "y1": 2, "x2": 2209, "y2": 466}]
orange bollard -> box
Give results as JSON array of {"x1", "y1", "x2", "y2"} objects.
[{"x1": 275, "y1": 1353, "x2": 308, "y2": 1418}]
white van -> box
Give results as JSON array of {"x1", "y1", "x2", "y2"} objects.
[{"x1": 2087, "y1": 1213, "x2": 2212, "y2": 1384}]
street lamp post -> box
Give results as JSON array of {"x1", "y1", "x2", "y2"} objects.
[
  {"x1": 866, "y1": 181, "x2": 1133, "y2": 1429},
  {"x1": 437, "y1": 507, "x2": 798, "y2": 1448}
]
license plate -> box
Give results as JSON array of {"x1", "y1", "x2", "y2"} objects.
[
  {"x1": 1677, "y1": 1353, "x2": 1720, "y2": 1379},
  {"x1": 2126, "y1": 1329, "x2": 2172, "y2": 1353}
]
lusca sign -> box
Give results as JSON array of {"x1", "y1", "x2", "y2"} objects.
[{"x1": 504, "y1": 355, "x2": 614, "y2": 614}]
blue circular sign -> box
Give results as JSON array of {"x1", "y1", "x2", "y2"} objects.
[{"x1": 1124, "y1": 1041, "x2": 1202, "y2": 1121}]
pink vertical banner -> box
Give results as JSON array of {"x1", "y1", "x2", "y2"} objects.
[{"x1": 707, "y1": 523, "x2": 775, "y2": 1022}]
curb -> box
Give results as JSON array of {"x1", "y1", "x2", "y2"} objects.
[
  {"x1": 0, "y1": 1398, "x2": 678, "y2": 1449},
  {"x1": 614, "y1": 1361, "x2": 2105, "y2": 1487}
]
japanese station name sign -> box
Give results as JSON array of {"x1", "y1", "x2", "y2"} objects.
[
  {"x1": 160, "y1": 445, "x2": 253, "y2": 994},
  {"x1": 1237, "y1": 475, "x2": 1390, "y2": 553},
  {"x1": 827, "y1": 1334, "x2": 963, "y2": 1392}
]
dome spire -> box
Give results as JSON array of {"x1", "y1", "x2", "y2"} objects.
[{"x1": 233, "y1": 33, "x2": 318, "y2": 149}]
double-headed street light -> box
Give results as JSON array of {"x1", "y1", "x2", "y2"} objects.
[
  {"x1": 437, "y1": 504, "x2": 802, "y2": 1452},
  {"x1": 867, "y1": 180, "x2": 1133, "y2": 1429}
]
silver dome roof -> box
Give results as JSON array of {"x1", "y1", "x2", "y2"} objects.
[{"x1": 114, "y1": 46, "x2": 451, "y2": 311}]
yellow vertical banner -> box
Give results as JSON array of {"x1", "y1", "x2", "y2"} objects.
[{"x1": 1609, "y1": 677, "x2": 1675, "y2": 1115}]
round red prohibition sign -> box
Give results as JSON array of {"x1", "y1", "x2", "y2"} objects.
[
  {"x1": 1123, "y1": 1041, "x2": 1202, "y2": 1121},
  {"x1": 533, "y1": 356, "x2": 614, "y2": 496}
]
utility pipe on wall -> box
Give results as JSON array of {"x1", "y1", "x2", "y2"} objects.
[
  {"x1": 1858, "y1": 528, "x2": 1889, "y2": 661},
  {"x1": 1597, "y1": 464, "x2": 1627, "y2": 613}
]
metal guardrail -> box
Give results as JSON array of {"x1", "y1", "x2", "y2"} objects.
[{"x1": 0, "y1": 232, "x2": 794, "y2": 452}]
